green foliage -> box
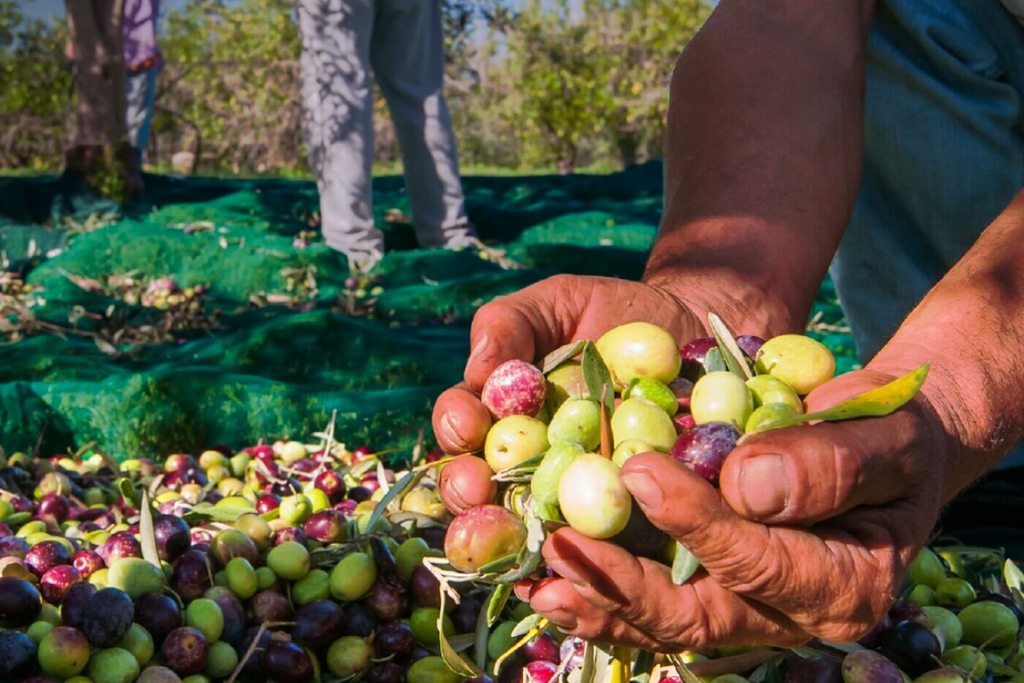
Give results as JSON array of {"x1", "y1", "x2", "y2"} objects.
[
  {"x1": 0, "y1": 1, "x2": 71, "y2": 169},
  {"x1": 1, "y1": 0, "x2": 711, "y2": 175}
]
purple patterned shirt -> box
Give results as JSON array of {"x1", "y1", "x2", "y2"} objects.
[{"x1": 123, "y1": 0, "x2": 161, "y2": 71}]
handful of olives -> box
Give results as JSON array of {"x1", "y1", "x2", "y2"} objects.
[{"x1": 437, "y1": 314, "x2": 926, "y2": 590}]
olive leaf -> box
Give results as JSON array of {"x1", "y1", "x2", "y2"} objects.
[
  {"x1": 183, "y1": 503, "x2": 259, "y2": 524},
  {"x1": 494, "y1": 617, "x2": 550, "y2": 674},
  {"x1": 702, "y1": 348, "x2": 727, "y2": 373},
  {"x1": 438, "y1": 589, "x2": 485, "y2": 677},
  {"x1": 543, "y1": 340, "x2": 588, "y2": 374},
  {"x1": 139, "y1": 491, "x2": 162, "y2": 570},
  {"x1": 668, "y1": 655, "x2": 707, "y2": 683},
  {"x1": 751, "y1": 364, "x2": 930, "y2": 432},
  {"x1": 582, "y1": 342, "x2": 615, "y2": 413},
  {"x1": 748, "y1": 659, "x2": 785, "y2": 683},
  {"x1": 511, "y1": 613, "x2": 546, "y2": 638},
  {"x1": 476, "y1": 553, "x2": 518, "y2": 576},
  {"x1": 487, "y1": 583, "x2": 514, "y2": 627},
  {"x1": 475, "y1": 588, "x2": 492, "y2": 670},
  {"x1": 362, "y1": 469, "x2": 423, "y2": 535},
  {"x1": 708, "y1": 312, "x2": 754, "y2": 380},
  {"x1": 611, "y1": 647, "x2": 633, "y2": 683},
  {"x1": 117, "y1": 477, "x2": 143, "y2": 510},
  {"x1": 581, "y1": 642, "x2": 598, "y2": 683},
  {"x1": 1004, "y1": 559, "x2": 1024, "y2": 594},
  {"x1": 491, "y1": 452, "x2": 547, "y2": 483},
  {"x1": 671, "y1": 542, "x2": 701, "y2": 586},
  {"x1": 492, "y1": 539, "x2": 543, "y2": 585}
]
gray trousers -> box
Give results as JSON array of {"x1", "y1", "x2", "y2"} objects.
[{"x1": 297, "y1": 0, "x2": 476, "y2": 268}]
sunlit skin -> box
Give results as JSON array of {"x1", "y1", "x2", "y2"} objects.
[{"x1": 432, "y1": 0, "x2": 1024, "y2": 650}]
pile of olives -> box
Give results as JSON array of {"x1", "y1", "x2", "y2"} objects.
[{"x1": 0, "y1": 439, "x2": 549, "y2": 683}]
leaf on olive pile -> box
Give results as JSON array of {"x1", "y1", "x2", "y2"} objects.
[
  {"x1": 708, "y1": 312, "x2": 754, "y2": 380},
  {"x1": 702, "y1": 348, "x2": 727, "y2": 374},
  {"x1": 582, "y1": 341, "x2": 615, "y2": 413},
  {"x1": 139, "y1": 491, "x2": 162, "y2": 569},
  {"x1": 542, "y1": 340, "x2": 588, "y2": 374},
  {"x1": 670, "y1": 541, "x2": 701, "y2": 586},
  {"x1": 487, "y1": 583, "x2": 513, "y2": 627},
  {"x1": 438, "y1": 589, "x2": 485, "y2": 677},
  {"x1": 752, "y1": 363, "x2": 930, "y2": 432}
]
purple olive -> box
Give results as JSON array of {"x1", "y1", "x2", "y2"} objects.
[
  {"x1": 171, "y1": 549, "x2": 215, "y2": 602},
  {"x1": 0, "y1": 576, "x2": 42, "y2": 627},
  {"x1": 36, "y1": 493, "x2": 70, "y2": 523},
  {"x1": 876, "y1": 620, "x2": 942, "y2": 678},
  {"x1": 670, "y1": 422, "x2": 741, "y2": 486},
  {"x1": 364, "y1": 578, "x2": 407, "y2": 622},
  {"x1": 204, "y1": 586, "x2": 246, "y2": 646},
  {"x1": 0, "y1": 630, "x2": 39, "y2": 681},
  {"x1": 783, "y1": 655, "x2": 843, "y2": 683},
  {"x1": 315, "y1": 470, "x2": 347, "y2": 503},
  {"x1": 343, "y1": 601, "x2": 378, "y2": 638},
  {"x1": 134, "y1": 591, "x2": 182, "y2": 644},
  {"x1": 24, "y1": 540, "x2": 71, "y2": 577},
  {"x1": 858, "y1": 614, "x2": 893, "y2": 649},
  {"x1": 59, "y1": 581, "x2": 97, "y2": 630},
  {"x1": 736, "y1": 335, "x2": 766, "y2": 360},
  {"x1": 97, "y1": 531, "x2": 142, "y2": 566},
  {"x1": 39, "y1": 564, "x2": 81, "y2": 604},
  {"x1": 375, "y1": 622, "x2": 417, "y2": 657},
  {"x1": 410, "y1": 565, "x2": 443, "y2": 608},
  {"x1": 162, "y1": 626, "x2": 209, "y2": 677},
  {"x1": 678, "y1": 337, "x2": 718, "y2": 380},
  {"x1": 348, "y1": 486, "x2": 373, "y2": 503},
  {"x1": 521, "y1": 632, "x2": 560, "y2": 663},
  {"x1": 0, "y1": 536, "x2": 30, "y2": 559},
  {"x1": 293, "y1": 599, "x2": 345, "y2": 648},
  {"x1": 83, "y1": 587, "x2": 134, "y2": 647},
  {"x1": 275, "y1": 527, "x2": 307, "y2": 546},
  {"x1": 248, "y1": 589, "x2": 294, "y2": 624},
  {"x1": 264, "y1": 640, "x2": 315, "y2": 683},
  {"x1": 72, "y1": 550, "x2": 104, "y2": 578},
  {"x1": 451, "y1": 597, "x2": 482, "y2": 634},
  {"x1": 153, "y1": 514, "x2": 191, "y2": 561},
  {"x1": 365, "y1": 662, "x2": 405, "y2": 683},
  {"x1": 303, "y1": 509, "x2": 348, "y2": 543}
]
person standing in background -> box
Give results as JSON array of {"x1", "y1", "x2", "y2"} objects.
[
  {"x1": 121, "y1": 0, "x2": 162, "y2": 171},
  {"x1": 296, "y1": 0, "x2": 479, "y2": 273},
  {"x1": 65, "y1": 0, "x2": 162, "y2": 173}
]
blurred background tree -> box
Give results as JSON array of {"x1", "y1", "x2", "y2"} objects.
[{"x1": 1, "y1": 0, "x2": 710, "y2": 176}]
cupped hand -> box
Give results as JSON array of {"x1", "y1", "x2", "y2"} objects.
[
  {"x1": 431, "y1": 275, "x2": 702, "y2": 454},
  {"x1": 517, "y1": 369, "x2": 953, "y2": 650}
]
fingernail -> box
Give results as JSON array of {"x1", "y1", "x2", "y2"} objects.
[
  {"x1": 468, "y1": 334, "x2": 489, "y2": 364},
  {"x1": 439, "y1": 413, "x2": 465, "y2": 450},
  {"x1": 544, "y1": 609, "x2": 578, "y2": 632},
  {"x1": 621, "y1": 471, "x2": 664, "y2": 508},
  {"x1": 739, "y1": 455, "x2": 789, "y2": 518}
]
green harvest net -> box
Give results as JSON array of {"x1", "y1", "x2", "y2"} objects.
[{"x1": 0, "y1": 161, "x2": 859, "y2": 461}]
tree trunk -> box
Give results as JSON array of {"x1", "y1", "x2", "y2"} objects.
[{"x1": 64, "y1": 0, "x2": 142, "y2": 201}]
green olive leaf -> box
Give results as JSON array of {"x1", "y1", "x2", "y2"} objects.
[
  {"x1": 750, "y1": 363, "x2": 930, "y2": 432},
  {"x1": 438, "y1": 589, "x2": 485, "y2": 677},
  {"x1": 486, "y1": 583, "x2": 513, "y2": 626},
  {"x1": 362, "y1": 469, "x2": 422, "y2": 535},
  {"x1": 511, "y1": 613, "x2": 545, "y2": 638},
  {"x1": 542, "y1": 340, "x2": 587, "y2": 374},
  {"x1": 748, "y1": 658, "x2": 785, "y2": 683},
  {"x1": 1004, "y1": 559, "x2": 1024, "y2": 594},
  {"x1": 493, "y1": 541, "x2": 543, "y2": 585},
  {"x1": 117, "y1": 477, "x2": 143, "y2": 510},
  {"x1": 582, "y1": 342, "x2": 615, "y2": 413},
  {"x1": 139, "y1": 490, "x2": 162, "y2": 570},
  {"x1": 668, "y1": 655, "x2": 708, "y2": 683},
  {"x1": 475, "y1": 587, "x2": 491, "y2": 670},
  {"x1": 476, "y1": 553, "x2": 518, "y2": 576},
  {"x1": 708, "y1": 312, "x2": 754, "y2": 380},
  {"x1": 671, "y1": 542, "x2": 701, "y2": 586},
  {"x1": 702, "y1": 348, "x2": 727, "y2": 374},
  {"x1": 494, "y1": 618, "x2": 550, "y2": 675}
]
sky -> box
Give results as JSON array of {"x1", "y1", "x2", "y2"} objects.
[{"x1": 22, "y1": 0, "x2": 197, "y2": 24}]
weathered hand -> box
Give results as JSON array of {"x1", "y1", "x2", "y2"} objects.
[
  {"x1": 431, "y1": 274, "x2": 701, "y2": 454},
  {"x1": 517, "y1": 370, "x2": 951, "y2": 650}
]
